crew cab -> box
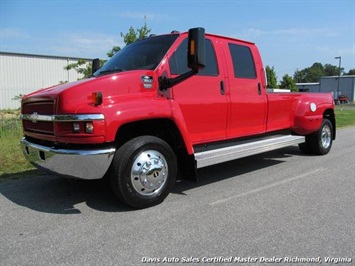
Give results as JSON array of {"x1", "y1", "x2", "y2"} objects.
[{"x1": 20, "y1": 28, "x2": 335, "y2": 208}]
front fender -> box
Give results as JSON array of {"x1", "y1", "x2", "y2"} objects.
[{"x1": 103, "y1": 96, "x2": 194, "y2": 154}]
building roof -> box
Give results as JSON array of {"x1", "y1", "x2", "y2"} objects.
[
  {"x1": 0, "y1": 51, "x2": 93, "y2": 61},
  {"x1": 321, "y1": 75, "x2": 355, "y2": 79},
  {"x1": 296, "y1": 82, "x2": 320, "y2": 86}
]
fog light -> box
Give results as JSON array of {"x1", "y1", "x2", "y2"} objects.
[
  {"x1": 85, "y1": 122, "x2": 94, "y2": 134},
  {"x1": 73, "y1": 123, "x2": 80, "y2": 133}
]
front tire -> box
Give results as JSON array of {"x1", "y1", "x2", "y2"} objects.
[{"x1": 109, "y1": 136, "x2": 177, "y2": 209}]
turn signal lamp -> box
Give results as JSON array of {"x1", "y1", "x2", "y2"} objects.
[
  {"x1": 92, "y1": 92, "x2": 102, "y2": 105},
  {"x1": 190, "y1": 40, "x2": 195, "y2": 55}
]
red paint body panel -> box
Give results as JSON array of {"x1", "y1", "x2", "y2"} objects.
[
  {"x1": 266, "y1": 93, "x2": 299, "y2": 132},
  {"x1": 21, "y1": 31, "x2": 335, "y2": 155},
  {"x1": 220, "y1": 40, "x2": 268, "y2": 138}
]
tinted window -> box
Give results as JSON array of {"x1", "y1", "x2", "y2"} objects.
[
  {"x1": 169, "y1": 39, "x2": 218, "y2": 76},
  {"x1": 228, "y1": 43, "x2": 256, "y2": 78},
  {"x1": 94, "y1": 35, "x2": 178, "y2": 76}
]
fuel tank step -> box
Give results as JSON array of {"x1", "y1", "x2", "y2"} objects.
[{"x1": 194, "y1": 135, "x2": 305, "y2": 168}]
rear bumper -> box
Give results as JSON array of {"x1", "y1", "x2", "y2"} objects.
[{"x1": 20, "y1": 138, "x2": 116, "y2": 180}]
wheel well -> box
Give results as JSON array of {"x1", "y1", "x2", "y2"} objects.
[
  {"x1": 324, "y1": 109, "x2": 336, "y2": 140},
  {"x1": 114, "y1": 119, "x2": 182, "y2": 149},
  {"x1": 114, "y1": 119, "x2": 197, "y2": 181}
]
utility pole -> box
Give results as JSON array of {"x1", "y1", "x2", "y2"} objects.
[
  {"x1": 335, "y1": 56, "x2": 341, "y2": 104},
  {"x1": 67, "y1": 58, "x2": 70, "y2": 82}
]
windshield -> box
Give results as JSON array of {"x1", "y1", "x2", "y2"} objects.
[{"x1": 94, "y1": 34, "x2": 179, "y2": 77}]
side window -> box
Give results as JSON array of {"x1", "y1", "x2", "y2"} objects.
[
  {"x1": 169, "y1": 38, "x2": 218, "y2": 76},
  {"x1": 228, "y1": 43, "x2": 256, "y2": 78}
]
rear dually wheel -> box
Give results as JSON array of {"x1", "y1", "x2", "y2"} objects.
[{"x1": 299, "y1": 118, "x2": 333, "y2": 155}]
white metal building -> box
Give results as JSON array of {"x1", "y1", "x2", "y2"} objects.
[
  {"x1": 296, "y1": 75, "x2": 355, "y2": 102},
  {"x1": 0, "y1": 52, "x2": 92, "y2": 109}
]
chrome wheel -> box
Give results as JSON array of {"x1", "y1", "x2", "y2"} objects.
[
  {"x1": 321, "y1": 124, "x2": 331, "y2": 149},
  {"x1": 303, "y1": 118, "x2": 333, "y2": 155},
  {"x1": 110, "y1": 136, "x2": 177, "y2": 208},
  {"x1": 131, "y1": 150, "x2": 168, "y2": 196}
]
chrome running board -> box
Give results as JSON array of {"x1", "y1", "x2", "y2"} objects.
[{"x1": 195, "y1": 135, "x2": 305, "y2": 168}]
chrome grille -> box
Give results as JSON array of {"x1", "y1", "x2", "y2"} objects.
[
  {"x1": 22, "y1": 101, "x2": 55, "y2": 135},
  {"x1": 23, "y1": 101, "x2": 54, "y2": 115},
  {"x1": 23, "y1": 120, "x2": 54, "y2": 135}
]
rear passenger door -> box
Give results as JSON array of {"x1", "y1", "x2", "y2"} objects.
[
  {"x1": 224, "y1": 42, "x2": 267, "y2": 138},
  {"x1": 169, "y1": 37, "x2": 228, "y2": 145}
]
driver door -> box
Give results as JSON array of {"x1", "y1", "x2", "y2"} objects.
[{"x1": 169, "y1": 37, "x2": 228, "y2": 145}]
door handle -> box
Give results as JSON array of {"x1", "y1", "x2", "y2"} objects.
[
  {"x1": 220, "y1": 81, "x2": 225, "y2": 95},
  {"x1": 258, "y1": 83, "x2": 262, "y2": 95}
]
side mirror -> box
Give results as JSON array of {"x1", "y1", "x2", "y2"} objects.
[
  {"x1": 187, "y1": 27, "x2": 205, "y2": 70},
  {"x1": 159, "y1": 27, "x2": 206, "y2": 91},
  {"x1": 92, "y1": 58, "x2": 100, "y2": 75}
]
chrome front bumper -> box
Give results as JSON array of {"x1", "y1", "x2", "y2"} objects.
[{"x1": 20, "y1": 138, "x2": 116, "y2": 180}]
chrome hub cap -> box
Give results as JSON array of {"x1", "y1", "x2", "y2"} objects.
[
  {"x1": 321, "y1": 125, "x2": 331, "y2": 149},
  {"x1": 131, "y1": 150, "x2": 168, "y2": 196}
]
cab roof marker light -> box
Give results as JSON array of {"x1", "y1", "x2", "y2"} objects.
[{"x1": 92, "y1": 92, "x2": 103, "y2": 106}]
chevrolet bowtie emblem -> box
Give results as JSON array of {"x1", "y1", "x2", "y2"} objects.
[{"x1": 29, "y1": 112, "x2": 39, "y2": 123}]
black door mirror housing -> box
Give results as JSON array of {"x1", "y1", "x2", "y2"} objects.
[
  {"x1": 187, "y1": 27, "x2": 206, "y2": 70},
  {"x1": 159, "y1": 27, "x2": 206, "y2": 91},
  {"x1": 92, "y1": 58, "x2": 101, "y2": 75}
]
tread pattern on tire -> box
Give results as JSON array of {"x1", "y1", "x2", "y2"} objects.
[
  {"x1": 299, "y1": 118, "x2": 333, "y2": 155},
  {"x1": 109, "y1": 136, "x2": 177, "y2": 209}
]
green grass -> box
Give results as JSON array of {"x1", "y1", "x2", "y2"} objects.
[
  {"x1": 0, "y1": 106, "x2": 355, "y2": 180},
  {"x1": 0, "y1": 115, "x2": 36, "y2": 178},
  {"x1": 0, "y1": 132, "x2": 34, "y2": 175},
  {"x1": 335, "y1": 106, "x2": 355, "y2": 128}
]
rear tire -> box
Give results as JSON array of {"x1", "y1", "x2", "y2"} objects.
[
  {"x1": 109, "y1": 136, "x2": 177, "y2": 209},
  {"x1": 299, "y1": 118, "x2": 333, "y2": 155},
  {"x1": 298, "y1": 141, "x2": 311, "y2": 154}
]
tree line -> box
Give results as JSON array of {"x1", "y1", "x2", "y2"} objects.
[
  {"x1": 267, "y1": 63, "x2": 355, "y2": 91},
  {"x1": 64, "y1": 20, "x2": 150, "y2": 79}
]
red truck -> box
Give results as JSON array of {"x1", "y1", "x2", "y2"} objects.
[{"x1": 20, "y1": 28, "x2": 335, "y2": 208}]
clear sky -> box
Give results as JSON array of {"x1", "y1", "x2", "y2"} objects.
[{"x1": 1, "y1": 0, "x2": 354, "y2": 80}]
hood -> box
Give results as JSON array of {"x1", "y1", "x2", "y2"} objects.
[{"x1": 22, "y1": 70, "x2": 158, "y2": 114}]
